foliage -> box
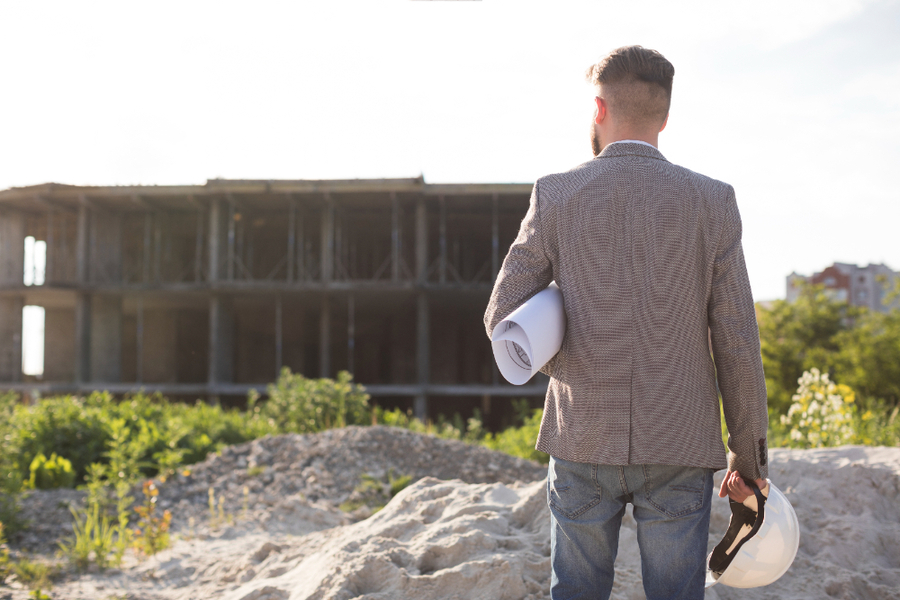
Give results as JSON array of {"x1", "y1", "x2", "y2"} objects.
[
  {"x1": 756, "y1": 284, "x2": 856, "y2": 413},
  {"x1": 0, "y1": 392, "x2": 21, "y2": 494},
  {"x1": 0, "y1": 391, "x2": 260, "y2": 489},
  {"x1": 26, "y1": 453, "x2": 75, "y2": 491},
  {"x1": 776, "y1": 369, "x2": 857, "y2": 448},
  {"x1": 0, "y1": 521, "x2": 10, "y2": 581},
  {"x1": 834, "y1": 306, "x2": 900, "y2": 408},
  {"x1": 849, "y1": 401, "x2": 900, "y2": 446},
  {"x1": 132, "y1": 480, "x2": 171, "y2": 556},
  {"x1": 10, "y1": 557, "x2": 57, "y2": 591},
  {"x1": 0, "y1": 493, "x2": 28, "y2": 541},
  {"x1": 252, "y1": 368, "x2": 370, "y2": 434},
  {"x1": 340, "y1": 468, "x2": 414, "y2": 513},
  {"x1": 482, "y1": 408, "x2": 549, "y2": 464},
  {"x1": 59, "y1": 501, "x2": 116, "y2": 571}
]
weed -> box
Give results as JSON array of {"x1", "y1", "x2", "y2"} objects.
[
  {"x1": 208, "y1": 488, "x2": 218, "y2": 529},
  {"x1": 11, "y1": 556, "x2": 57, "y2": 591},
  {"x1": 0, "y1": 522, "x2": 10, "y2": 581},
  {"x1": 59, "y1": 501, "x2": 115, "y2": 571},
  {"x1": 29, "y1": 590, "x2": 52, "y2": 600},
  {"x1": 0, "y1": 493, "x2": 29, "y2": 541},
  {"x1": 246, "y1": 465, "x2": 266, "y2": 477},
  {"x1": 132, "y1": 480, "x2": 171, "y2": 556},
  {"x1": 340, "y1": 469, "x2": 414, "y2": 514}
]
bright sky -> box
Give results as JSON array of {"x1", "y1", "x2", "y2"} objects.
[{"x1": 1, "y1": 0, "x2": 898, "y2": 301}]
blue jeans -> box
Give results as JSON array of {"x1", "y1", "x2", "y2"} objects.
[{"x1": 547, "y1": 456, "x2": 714, "y2": 600}]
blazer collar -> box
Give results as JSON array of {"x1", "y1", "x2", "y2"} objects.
[{"x1": 595, "y1": 141, "x2": 668, "y2": 162}]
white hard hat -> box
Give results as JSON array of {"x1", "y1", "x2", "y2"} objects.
[{"x1": 706, "y1": 479, "x2": 800, "y2": 588}]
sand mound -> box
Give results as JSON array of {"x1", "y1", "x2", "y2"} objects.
[{"x1": 6, "y1": 432, "x2": 900, "y2": 600}]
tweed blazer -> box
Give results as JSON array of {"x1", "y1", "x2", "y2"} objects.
[{"x1": 484, "y1": 142, "x2": 769, "y2": 479}]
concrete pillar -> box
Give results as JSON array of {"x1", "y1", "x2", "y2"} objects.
[
  {"x1": 208, "y1": 294, "x2": 234, "y2": 384},
  {"x1": 43, "y1": 308, "x2": 75, "y2": 382},
  {"x1": 226, "y1": 200, "x2": 236, "y2": 281},
  {"x1": 74, "y1": 294, "x2": 91, "y2": 383},
  {"x1": 143, "y1": 213, "x2": 152, "y2": 283},
  {"x1": 89, "y1": 210, "x2": 123, "y2": 284},
  {"x1": 347, "y1": 294, "x2": 355, "y2": 377},
  {"x1": 415, "y1": 198, "x2": 427, "y2": 282},
  {"x1": 76, "y1": 202, "x2": 90, "y2": 284},
  {"x1": 90, "y1": 295, "x2": 122, "y2": 382},
  {"x1": 45, "y1": 210, "x2": 54, "y2": 284},
  {"x1": 391, "y1": 192, "x2": 400, "y2": 282},
  {"x1": 0, "y1": 296, "x2": 24, "y2": 382},
  {"x1": 321, "y1": 195, "x2": 334, "y2": 283},
  {"x1": 0, "y1": 210, "x2": 26, "y2": 286},
  {"x1": 319, "y1": 294, "x2": 331, "y2": 378},
  {"x1": 286, "y1": 197, "x2": 296, "y2": 284},
  {"x1": 492, "y1": 193, "x2": 500, "y2": 280},
  {"x1": 415, "y1": 291, "x2": 429, "y2": 420},
  {"x1": 194, "y1": 206, "x2": 204, "y2": 283},
  {"x1": 208, "y1": 199, "x2": 224, "y2": 283},
  {"x1": 275, "y1": 295, "x2": 283, "y2": 376},
  {"x1": 439, "y1": 196, "x2": 447, "y2": 284},
  {"x1": 142, "y1": 309, "x2": 177, "y2": 383}
]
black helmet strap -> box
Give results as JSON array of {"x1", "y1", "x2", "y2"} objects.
[{"x1": 708, "y1": 479, "x2": 767, "y2": 579}]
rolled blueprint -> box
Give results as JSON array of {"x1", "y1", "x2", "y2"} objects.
[{"x1": 491, "y1": 282, "x2": 566, "y2": 385}]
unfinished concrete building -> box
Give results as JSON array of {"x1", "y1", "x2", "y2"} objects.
[{"x1": 0, "y1": 178, "x2": 548, "y2": 424}]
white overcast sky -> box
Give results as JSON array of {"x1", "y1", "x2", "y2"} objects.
[{"x1": 1, "y1": 0, "x2": 898, "y2": 301}]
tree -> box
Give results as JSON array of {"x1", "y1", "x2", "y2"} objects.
[
  {"x1": 756, "y1": 284, "x2": 857, "y2": 413},
  {"x1": 835, "y1": 307, "x2": 900, "y2": 408}
]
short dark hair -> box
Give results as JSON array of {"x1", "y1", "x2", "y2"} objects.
[{"x1": 585, "y1": 46, "x2": 674, "y2": 128}]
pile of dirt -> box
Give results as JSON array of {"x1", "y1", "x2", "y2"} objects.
[{"x1": 4, "y1": 430, "x2": 900, "y2": 600}]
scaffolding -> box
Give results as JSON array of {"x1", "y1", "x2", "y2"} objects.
[{"x1": 0, "y1": 178, "x2": 549, "y2": 421}]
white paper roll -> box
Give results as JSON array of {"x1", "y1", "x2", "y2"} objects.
[{"x1": 490, "y1": 282, "x2": 566, "y2": 385}]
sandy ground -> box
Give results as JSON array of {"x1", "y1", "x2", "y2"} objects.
[{"x1": 2, "y1": 431, "x2": 899, "y2": 600}]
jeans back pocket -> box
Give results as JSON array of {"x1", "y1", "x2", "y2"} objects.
[{"x1": 642, "y1": 464, "x2": 711, "y2": 519}]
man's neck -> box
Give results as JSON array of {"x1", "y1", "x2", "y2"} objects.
[{"x1": 606, "y1": 139, "x2": 658, "y2": 149}]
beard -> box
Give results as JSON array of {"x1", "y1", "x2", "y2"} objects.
[{"x1": 590, "y1": 121, "x2": 601, "y2": 156}]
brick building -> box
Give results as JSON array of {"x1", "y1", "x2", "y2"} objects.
[{"x1": 786, "y1": 262, "x2": 899, "y2": 312}]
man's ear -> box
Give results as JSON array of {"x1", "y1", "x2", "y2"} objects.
[
  {"x1": 594, "y1": 96, "x2": 607, "y2": 125},
  {"x1": 659, "y1": 113, "x2": 669, "y2": 133}
]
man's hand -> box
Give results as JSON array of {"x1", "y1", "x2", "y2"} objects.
[{"x1": 718, "y1": 470, "x2": 767, "y2": 504}]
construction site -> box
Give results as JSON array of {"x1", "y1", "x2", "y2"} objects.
[{"x1": 0, "y1": 177, "x2": 548, "y2": 425}]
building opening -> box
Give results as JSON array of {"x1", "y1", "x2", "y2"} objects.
[{"x1": 22, "y1": 305, "x2": 45, "y2": 377}]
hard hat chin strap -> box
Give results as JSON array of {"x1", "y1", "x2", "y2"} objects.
[{"x1": 708, "y1": 479, "x2": 767, "y2": 580}]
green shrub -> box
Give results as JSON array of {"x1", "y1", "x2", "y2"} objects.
[
  {"x1": 483, "y1": 408, "x2": 549, "y2": 464},
  {"x1": 59, "y1": 501, "x2": 115, "y2": 572},
  {"x1": 254, "y1": 368, "x2": 370, "y2": 433},
  {"x1": 850, "y1": 401, "x2": 900, "y2": 446},
  {"x1": 26, "y1": 453, "x2": 76, "y2": 490},
  {"x1": 0, "y1": 494, "x2": 28, "y2": 541}
]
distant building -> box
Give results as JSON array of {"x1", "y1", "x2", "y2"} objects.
[
  {"x1": 786, "y1": 262, "x2": 899, "y2": 312},
  {"x1": 0, "y1": 178, "x2": 549, "y2": 426}
]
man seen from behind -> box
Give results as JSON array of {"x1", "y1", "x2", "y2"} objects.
[{"x1": 484, "y1": 45, "x2": 769, "y2": 600}]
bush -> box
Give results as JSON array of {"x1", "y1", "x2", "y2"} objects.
[
  {"x1": 0, "y1": 392, "x2": 263, "y2": 488},
  {"x1": 26, "y1": 453, "x2": 75, "y2": 490},
  {"x1": 254, "y1": 368, "x2": 370, "y2": 433},
  {"x1": 777, "y1": 369, "x2": 856, "y2": 448},
  {"x1": 483, "y1": 408, "x2": 549, "y2": 464}
]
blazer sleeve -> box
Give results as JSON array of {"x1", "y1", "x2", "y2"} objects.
[
  {"x1": 708, "y1": 187, "x2": 769, "y2": 480},
  {"x1": 484, "y1": 181, "x2": 557, "y2": 376}
]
